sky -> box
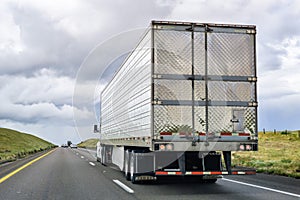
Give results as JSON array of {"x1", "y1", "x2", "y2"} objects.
[{"x1": 0, "y1": 0, "x2": 299, "y2": 145}]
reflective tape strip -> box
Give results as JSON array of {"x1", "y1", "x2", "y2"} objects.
[
  {"x1": 211, "y1": 171, "x2": 223, "y2": 175},
  {"x1": 232, "y1": 171, "x2": 246, "y2": 175},
  {"x1": 239, "y1": 133, "x2": 251, "y2": 136},
  {"x1": 159, "y1": 132, "x2": 251, "y2": 137},
  {"x1": 156, "y1": 171, "x2": 254, "y2": 175},
  {"x1": 220, "y1": 132, "x2": 232, "y2": 136},
  {"x1": 155, "y1": 171, "x2": 182, "y2": 175},
  {"x1": 155, "y1": 171, "x2": 168, "y2": 175},
  {"x1": 192, "y1": 172, "x2": 204, "y2": 175}
]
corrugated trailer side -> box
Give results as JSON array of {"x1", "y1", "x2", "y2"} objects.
[{"x1": 100, "y1": 28, "x2": 153, "y2": 147}]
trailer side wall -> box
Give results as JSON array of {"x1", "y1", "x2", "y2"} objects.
[{"x1": 101, "y1": 30, "x2": 152, "y2": 142}]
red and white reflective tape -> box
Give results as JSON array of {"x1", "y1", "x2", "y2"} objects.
[
  {"x1": 155, "y1": 171, "x2": 182, "y2": 175},
  {"x1": 155, "y1": 171, "x2": 256, "y2": 175},
  {"x1": 232, "y1": 171, "x2": 256, "y2": 175},
  {"x1": 159, "y1": 132, "x2": 251, "y2": 136},
  {"x1": 185, "y1": 171, "x2": 229, "y2": 175}
]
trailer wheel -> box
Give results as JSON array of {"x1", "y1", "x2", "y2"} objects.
[{"x1": 124, "y1": 150, "x2": 131, "y2": 181}]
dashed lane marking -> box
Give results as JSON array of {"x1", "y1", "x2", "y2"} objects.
[
  {"x1": 89, "y1": 162, "x2": 95, "y2": 166},
  {"x1": 113, "y1": 179, "x2": 134, "y2": 194}
]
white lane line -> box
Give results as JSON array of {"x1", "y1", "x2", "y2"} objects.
[
  {"x1": 81, "y1": 156, "x2": 84, "y2": 159},
  {"x1": 113, "y1": 179, "x2": 134, "y2": 194},
  {"x1": 222, "y1": 178, "x2": 300, "y2": 198},
  {"x1": 89, "y1": 162, "x2": 95, "y2": 166}
]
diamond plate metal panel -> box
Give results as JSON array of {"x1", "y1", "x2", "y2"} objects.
[
  {"x1": 207, "y1": 107, "x2": 256, "y2": 134},
  {"x1": 194, "y1": 106, "x2": 206, "y2": 133},
  {"x1": 154, "y1": 105, "x2": 192, "y2": 134},
  {"x1": 194, "y1": 32, "x2": 205, "y2": 75},
  {"x1": 194, "y1": 81, "x2": 205, "y2": 101},
  {"x1": 154, "y1": 80, "x2": 192, "y2": 101},
  {"x1": 208, "y1": 33, "x2": 255, "y2": 76},
  {"x1": 244, "y1": 107, "x2": 256, "y2": 134},
  {"x1": 207, "y1": 107, "x2": 231, "y2": 133},
  {"x1": 208, "y1": 82, "x2": 254, "y2": 101},
  {"x1": 152, "y1": 24, "x2": 257, "y2": 139},
  {"x1": 154, "y1": 30, "x2": 192, "y2": 75}
]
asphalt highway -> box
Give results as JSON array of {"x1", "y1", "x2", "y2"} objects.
[{"x1": 0, "y1": 148, "x2": 299, "y2": 200}]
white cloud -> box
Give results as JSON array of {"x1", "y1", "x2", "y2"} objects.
[
  {"x1": 0, "y1": 0, "x2": 173, "y2": 76},
  {"x1": 0, "y1": 68, "x2": 73, "y2": 105},
  {"x1": 259, "y1": 36, "x2": 300, "y2": 99}
]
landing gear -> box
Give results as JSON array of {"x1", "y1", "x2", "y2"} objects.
[
  {"x1": 130, "y1": 151, "x2": 137, "y2": 184},
  {"x1": 124, "y1": 150, "x2": 131, "y2": 181}
]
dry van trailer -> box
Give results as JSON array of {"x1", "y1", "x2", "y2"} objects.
[{"x1": 96, "y1": 21, "x2": 258, "y2": 183}]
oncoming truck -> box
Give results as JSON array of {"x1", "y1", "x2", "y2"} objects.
[{"x1": 96, "y1": 20, "x2": 258, "y2": 183}]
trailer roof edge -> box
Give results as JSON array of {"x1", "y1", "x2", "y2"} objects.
[{"x1": 151, "y1": 20, "x2": 256, "y2": 29}]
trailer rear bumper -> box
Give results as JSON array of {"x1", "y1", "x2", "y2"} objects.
[{"x1": 155, "y1": 170, "x2": 256, "y2": 176}]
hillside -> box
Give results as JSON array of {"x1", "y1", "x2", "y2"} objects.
[
  {"x1": 0, "y1": 128, "x2": 56, "y2": 163},
  {"x1": 77, "y1": 138, "x2": 99, "y2": 149}
]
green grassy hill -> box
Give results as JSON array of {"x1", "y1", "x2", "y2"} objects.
[
  {"x1": 77, "y1": 138, "x2": 99, "y2": 149},
  {"x1": 232, "y1": 130, "x2": 300, "y2": 178},
  {"x1": 0, "y1": 128, "x2": 56, "y2": 163}
]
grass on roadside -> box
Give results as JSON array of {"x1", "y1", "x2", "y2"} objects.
[
  {"x1": 77, "y1": 138, "x2": 99, "y2": 149},
  {"x1": 0, "y1": 128, "x2": 56, "y2": 163},
  {"x1": 232, "y1": 130, "x2": 300, "y2": 178}
]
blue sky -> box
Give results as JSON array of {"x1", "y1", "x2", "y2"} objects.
[{"x1": 0, "y1": 0, "x2": 299, "y2": 144}]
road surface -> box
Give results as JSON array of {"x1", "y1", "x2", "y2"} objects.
[{"x1": 0, "y1": 148, "x2": 299, "y2": 200}]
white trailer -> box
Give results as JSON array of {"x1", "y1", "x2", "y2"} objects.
[{"x1": 96, "y1": 21, "x2": 258, "y2": 183}]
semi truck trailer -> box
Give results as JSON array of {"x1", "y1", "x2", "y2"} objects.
[{"x1": 96, "y1": 20, "x2": 258, "y2": 183}]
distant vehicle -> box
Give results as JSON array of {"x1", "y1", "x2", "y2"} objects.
[
  {"x1": 96, "y1": 20, "x2": 258, "y2": 183},
  {"x1": 67, "y1": 141, "x2": 72, "y2": 147},
  {"x1": 61, "y1": 144, "x2": 68, "y2": 148},
  {"x1": 70, "y1": 144, "x2": 77, "y2": 148}
]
